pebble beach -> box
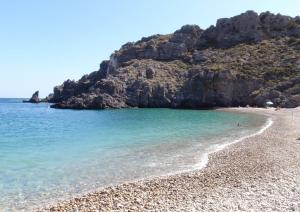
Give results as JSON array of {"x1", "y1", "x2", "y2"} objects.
[{"x1": 39, "y1": 107, "x2": 300, "y2": 211}]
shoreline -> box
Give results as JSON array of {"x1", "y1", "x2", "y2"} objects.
[
  {"x1": 166, "y1": 112, "x2": 273, "y2": 174},
  {"x1": 39, "y1": 107, "x2": 300, "y2": 211},
  {"x1": 195, "y1": 113, "x2": 273, "y2": 171}
]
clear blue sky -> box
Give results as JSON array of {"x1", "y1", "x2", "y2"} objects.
[{"x1": 1, "y1": 0, "x2": 299, "y2": 98}]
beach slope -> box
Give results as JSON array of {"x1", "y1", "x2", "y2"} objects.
[{"x1": 40, "y1": 107, "x2": 300, "y2": 211}]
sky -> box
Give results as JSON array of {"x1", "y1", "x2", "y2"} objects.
[{"x1": 0, "y1": 0, "x2": 299, "y2": 98}]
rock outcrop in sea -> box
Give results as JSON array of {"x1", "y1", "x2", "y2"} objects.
[
  {"x1": 23, "y1": 91, "x2": 40, "y2": 103},
  {"x1": 44, "y1": 11, "x2": 300, "y2": 109}
]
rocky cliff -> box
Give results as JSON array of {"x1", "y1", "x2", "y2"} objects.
[{"x1": 47, "y1": 11, "x2": 300, "y2": 109}]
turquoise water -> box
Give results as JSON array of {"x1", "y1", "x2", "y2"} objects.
[{"x1": 0, "y1": 99, "x2": 266, "y2": 210}]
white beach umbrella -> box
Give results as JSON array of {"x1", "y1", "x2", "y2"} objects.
[{"x1": 266, "y1": 101, "x2": 274, "y2": 106}]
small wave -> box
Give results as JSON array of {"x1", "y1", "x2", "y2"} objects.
[
  {"x1": 146, "y1": 162, "x2": 157, "y2": 167},
  {"x1": 156, "y1": 117, "x2": 273, "y2": 177},
  {"x1": 195, "y1": 117, "x2": 273, "y2": 170}
]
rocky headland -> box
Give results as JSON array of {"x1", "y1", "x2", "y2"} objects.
[{"x1": 44, "y1": 11, "x2": 300, "y2": 109}]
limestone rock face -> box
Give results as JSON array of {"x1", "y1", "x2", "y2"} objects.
[
  {"x1": 45, "y1": 11, "x2": 300, "y2": 109},
  {"x1": 200, "y1": 11, "x2": 300, "y2": 48},
  {"x1": 110, "y1": 25, "x2": 203, "y2": 68},
  {"x1": 170, "y1": 25, "x2": 203, "y2": 50}
]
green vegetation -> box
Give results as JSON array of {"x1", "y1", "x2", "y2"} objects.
[{"x1": 196, "y1": 38, "x2": 299, "y2": 84}]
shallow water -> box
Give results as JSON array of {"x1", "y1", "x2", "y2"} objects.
[{"x1": 0, "y1": 99, "x2": 266, "y2": 210}]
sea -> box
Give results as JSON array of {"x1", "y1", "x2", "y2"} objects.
[{"x1": 0, "y1": 98, "x2": 268, "y2": 210}]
